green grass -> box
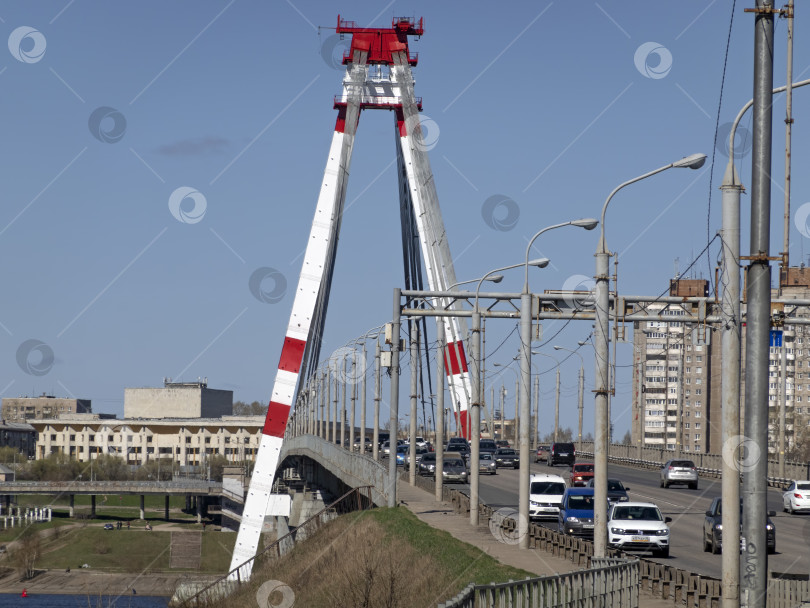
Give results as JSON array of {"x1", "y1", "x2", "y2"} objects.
[
  {"x1": 0, "y1": 519, "x2": 73, "y2": 544},
  {"x1": 200, "y1": 532, "x2": 236, "y2": 572},
  {"x1": 36, "y1": 527, "x2": 173, "y2": 572},
  {"x1": 363, "y1": 507, "x2": 533, "y2": 586}
]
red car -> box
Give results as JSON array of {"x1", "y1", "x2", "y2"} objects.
[{"x1": 569, "y1": 462, "x2": 595, "y2": 487}]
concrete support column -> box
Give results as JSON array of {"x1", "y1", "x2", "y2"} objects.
[
  {"x1": 196, "y1": 496, "x2": 202, "y2": 524},
  {"x1": 69, "y1": 495, "x2": 74, "y2": 518},
  {"x1": 165, "y1": 495, "x2": 170, "y2": 520},
  {"x1": 48, "y1": 507, "x2": 52, "y2": 522},
  {"x1": 139, "y1": 495, "x2": 145, "y2": 520},
  {"x1": 90, "y1": 495, "x2": 96, "y2": 518}
]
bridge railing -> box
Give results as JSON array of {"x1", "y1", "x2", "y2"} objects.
[
  {"x1": 576, "y1": 442, "x2": 810, "y2": 488},
  {"x1": 438, "y1": 558, "x2": 640, "y2": 608},
  {"x1": 173, "y1": 485, "x2": 374, "y2": 607},
  {"x1": 442, "y1": 488, "x2": 809, "y2": 607}
]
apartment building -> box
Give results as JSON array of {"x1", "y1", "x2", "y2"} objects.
[
  {"x1": 1, "y1": 395, "x2": 92, "y2": 423},
  {"x1": 631, "y1": 279, "x2": 721, "y2": 454}
]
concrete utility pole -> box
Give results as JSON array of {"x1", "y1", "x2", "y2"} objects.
[
  {"x1": 435, "y1": 322, "x2": 445, "y2": 501},
  {"x1": 554, "y1": 368, "x2": 561, "y2": 443},
  {"x1": 554, "y1": 345, "x2": 585, "y2": 452},
  {"x1": 533, "y1": 376, "x2": 540, "y2": 449},
  {"x1": 350, "y1": 354, "x2": 357, "y2": 453},
  {"x1": 409, "y1": 326, "x2": 418, "y2": 486},
  {"x1": 373, "y1": 340, "x2": 381, "y2": 461},
  {"x1": 360, "y1": 342, "x2": 367, "y2": 456},
  {"x1": 340, "y1": 353, "x2": 347, "y2": 450},
  {"x1": 470, "y1": 307, "x2": 481, "y2": 525},
  {"x1": 388, "y1": 288, "x2": 401, "y2": 508},
  {"x1": 742, "y1": 2, "x2": 775, "y2": 605}
]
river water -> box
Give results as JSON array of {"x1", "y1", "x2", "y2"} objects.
[{"x1": 0, "y1": 594, "x2": 169, "y2": 607}]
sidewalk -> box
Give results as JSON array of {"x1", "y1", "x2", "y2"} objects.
[{"x1": 396, "y1": 479, "x2": 673, "y2": 607}]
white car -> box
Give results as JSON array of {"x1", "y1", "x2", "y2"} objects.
[
  {"x1": 529, "y1": 473, "x2": 567, "y2": 520},
  {"x1": 608, "y1": 502, "x2": 671, "y2": 558},
  {"x1": 783, "y1": 480, "x2": 810, "y2": 514}
]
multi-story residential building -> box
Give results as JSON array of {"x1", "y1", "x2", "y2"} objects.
[
  {"x1": 1, "y1": 395, "x2": 92, "y2": 423},
  {"x1": 631, "y1": 279, "x2": 721, "y2": 454},
  {"x1": 762, "y1": 266, "x2": 810, "y2": 455},
  {"x1": 30, "y1": 414, "x2": 264, "y2": 465}
]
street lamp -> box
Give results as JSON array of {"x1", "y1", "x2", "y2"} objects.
[
  {"x1": 532, "y1": 351, "x2": 561, "y2": 444},
  {"x1": 467, "y1": 258, "x2": 549, "y2": 527},
  {"x1": 593, "y1": 153, "x2": 706, "y2": 558},
  {"x1": 553, "y1": 345, "x2": 585, "y2": 451},
  {"x1": 517, "y1": 218, "x2": 597, "y2": 550}
]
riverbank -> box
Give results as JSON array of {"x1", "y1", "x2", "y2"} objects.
[{"x1": 0, "y1": 567, "x2": 218, "y2": 596}]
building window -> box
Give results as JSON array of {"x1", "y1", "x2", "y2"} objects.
[
  {"x1": 185, "y1": 437, "x2": 191, "y2": 444},
  {"x1": 685, "y1": 423, "x2": 690, "y2": 429},
  {"x1": 697, "y1": 356, "x2": 703, "y2": 362},
  {"x1": 224, "y1": 437, "x2": 230, "y2": 444},
  {"x1": 70, "y1": 435, "x2": 75, "y2": 441},
  {"x1": 205, "y1": 437, "x2": 211, "y2": 444},
  {"x1": 146, "y1": 436, "x2": 152, "y2": 443},
  {"x1": 695, "y1": 433, "x2": 701, "y2": 440},
  {"x1": 695, "y1": 389, "x2": 702, "y2": 395},
  {"x1": 695, "y1": 411, "x2": 702, "y2": 418},
  {"x1": 695, "y1": 423, "x2": 701, "y2": 429}
]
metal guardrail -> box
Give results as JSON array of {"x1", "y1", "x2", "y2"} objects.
[
  {"x1": 438, "y1": 559, "x2": 640, "y2": 608},
  {"x1": 173, "y1": 485, "x2": 374, "y2": 607},
  {"x1": 577, "y1": 442, "x2": 810, "y2": 488},
  {"x1": 442, "y1": 488, "x2": 810, "y2": 607}
]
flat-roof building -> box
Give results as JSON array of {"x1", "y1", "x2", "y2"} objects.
[{"x1": 124, "y1": 379, "x2": 232, "y2": 419}]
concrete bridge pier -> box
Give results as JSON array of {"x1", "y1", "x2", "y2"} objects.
[
  {"x1": 164, "y1": 495, "x2": 169, "y2": 520},
  {"x1": 68, "y1": 495, "x2": 74, "y2": 518},
  {"x1": 90, "y1": 495, "x2": 96, "y2": 518},
  {"x1": 196, "y1": 496, "x2": 202, "y2": 524},
  {"x1": 139, "y1": 495, "x2": 145, "y2": 520}
]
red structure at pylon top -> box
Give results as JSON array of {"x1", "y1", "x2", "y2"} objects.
[{"x1": 336, "y1": 15, "x2": 423, "y2": 66}]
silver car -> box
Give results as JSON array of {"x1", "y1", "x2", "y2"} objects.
[
  {"x1": 660, "y1": 459, "x2": 698, "y2": 489},
  {"x1": 478, "y1": 452, "x2": 497, "y2": 475}
]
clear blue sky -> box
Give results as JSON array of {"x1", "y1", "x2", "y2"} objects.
[{"x1": 1, "y1": 2, "x2": 807, "y2": 440}]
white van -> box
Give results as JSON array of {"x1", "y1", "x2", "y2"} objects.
[{"x1": 529, "y1": 473, "x2": 567, "y2": 520}]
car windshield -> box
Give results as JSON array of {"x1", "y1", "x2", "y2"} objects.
[
  {"x1": 421, "y1": 454, "x2": 436, "y2": 462},
  {"x1": 574, "y1": 464, "x2": 594, "y2": 473},
  {"x1": 567, "y1": 495, "x2": 594, "y2": 510},
  {"x1": 796, "y1": 482, "x2": 810, "y2": 491},
  {"x1": 612, "y1": 506, "x2": 662, "y2": 521},
  {"x1": 444, "y1": 459, "x2": 464, "y2": 468},
  {"x1": 531, "y1": 481, "x2": 566, "y2": 495},
  {"x1": 498, "y1": 449, "x2": 516, "y2": 455},
  {"x1": 607, "y1": 480, "x2": 625, "y2": 491},
  {"x1": 480, "y1": 454, "x2": 492, "y2": 461}
]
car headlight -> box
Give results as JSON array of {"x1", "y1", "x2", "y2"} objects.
[
  {"x1": 654, "y1": 529, "x2": 669, "y2": 536},
  {"x1": 714, "y1": 523, "x2": 722, "y2": 530},
  {"x1": 766, "y1": 524, "x2": 774, "y2": 531},
  {"x1": 619, "y1": 496, "x2": 629, "y2": 502},
  {"x1": 530, "y1": 501, "x2": 540, "y2": 507},
  {"x1": 566, "y1": 516, "x2": 580, "y2": 523},
  {"x1": 610, "y1": 527, "x2": 625, "y2": 534}
]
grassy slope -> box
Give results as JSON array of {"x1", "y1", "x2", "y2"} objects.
[{"x1": 202, "y1": 507, "x2": 534, "y2": 608}]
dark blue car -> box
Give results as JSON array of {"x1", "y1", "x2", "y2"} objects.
[{"x1": 558, "y1": 487, "x2": 596, "y2": 537}]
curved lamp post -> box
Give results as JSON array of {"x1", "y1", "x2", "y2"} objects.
[
  {"x1": 467, "y1": 258, "x2": 548, "y2": 527},
  {"x1": 593, "y1": 153, "x2": 706, "y2": 558},
  {"x1": 516, "y1": 219, "x2": 597, "y2": 550}
]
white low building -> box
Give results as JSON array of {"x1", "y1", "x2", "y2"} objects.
[{"x1": 31, "y1": 414, "x2": 265, "y2": 465}]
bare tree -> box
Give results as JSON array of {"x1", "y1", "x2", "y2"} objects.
[{"x1": 11, "y1": 527, "x2": 40, "y2": 580}]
